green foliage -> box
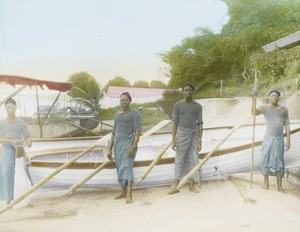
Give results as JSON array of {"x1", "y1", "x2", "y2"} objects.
[
  {"x1": 132, "y1": 80, "x2": 149, "y2": 88},
  {"x1": 149, "y1": 80, "x2": 167, "y2": 88},
  {"x1": 67, "y1": 72, "x2": 103, "y2": 119},
  {"x1": 161, "y1": 0, "x2": 300, "y2": 96},
  {"x1": 103, "y1": 76, "x2": 131, "y2": 92},
  {"x1": 162, "y1": 89, "x2": 182, "y2": 101}
]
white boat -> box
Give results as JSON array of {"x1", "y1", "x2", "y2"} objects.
[{"x1": 26, "y1": 122, "x2": 300, "y2": 189}]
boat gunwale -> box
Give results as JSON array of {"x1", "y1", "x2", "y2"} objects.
[{"x1": 28, "y1": 127, "x2": 300, "y2": 169}]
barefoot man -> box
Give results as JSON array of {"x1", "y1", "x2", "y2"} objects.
[
  {"x1": 107, "y1": 92, "x2": 141, "y2": 204},
  {"x1": 252, "y1": 89, "x2": 290, "y2": 192},
  {"x1": 0, "y1": 98, "x2": 32, "y2": 205},
  {"x1": 168, "y1": 84, "x2": 203, "y2": 195}
]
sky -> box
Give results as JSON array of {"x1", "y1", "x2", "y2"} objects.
[{"x1": 0, "y1": 0, "x2": 229, "y2": 86}]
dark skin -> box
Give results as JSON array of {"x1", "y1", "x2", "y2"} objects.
[
  {"x1": 107, "y1": 95, "x2": 141, "y2": 203},
  {"x1": 252, "y1": 91, "x2": 290, "y2": 193},
  {"x1": 168, "y1": 85, "x2": 203, "y2": 195}
]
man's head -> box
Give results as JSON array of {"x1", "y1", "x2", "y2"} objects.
[
  {"x1": 182, "y1": 83, "x2": 195, "y2": 99},
  {"x1": 4, "y1": 98, "x2": 17, "y2": 116},
  {"x1": 5, "y1": 98, "x2": 16, "y2": 106},
  {"x1": 268, "y1": 89, "x2": 280, "y2": 105},
  {"x1": 120, "y1": 92, "x2": 132, "y2": 110}
]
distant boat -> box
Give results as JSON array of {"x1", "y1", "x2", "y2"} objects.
[{"x1": 27, "y1": 122, "x2": 300, "y2": 189}]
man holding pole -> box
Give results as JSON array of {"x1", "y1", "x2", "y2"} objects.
[
  {"x1": 0, "y1": 98, "x2": 32, "y2": 205},
  {"x1": 252, "y1": 89, "x2": 290, "y2": 192},
  {"x1": 168, "y1": 84, "x2": 203, "y2": 195}
]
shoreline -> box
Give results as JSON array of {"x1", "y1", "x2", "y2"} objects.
[{"x1": 1, "y1": 172, "x2": 299, "y2": 232}]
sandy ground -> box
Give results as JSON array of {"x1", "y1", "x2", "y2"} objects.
[{"x1": 0, "y1": 173, "x2": 300, "y2": 232}]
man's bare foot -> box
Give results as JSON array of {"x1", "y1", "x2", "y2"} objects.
[
  {"x1": 262, "y1": 182, "x2": 269, "y2": 190},
  {"x1": 126, "y1": 196, "x2": 133, "y2": 204},
  {"x1": 278, "y1": 187, "x2": 287, "y2": 194},
  {"x1": 168, "y1": 187, "x2": 179, "y2": 195},
  {"x1": 114, "y1": 190, "x2": 127, "y2": 200},
  {"x1": 189, "y1": 184, "x2": 199, "y2": 193},
  {"x1": 189, "y1": 180, "x2": 199, "y2": 193},
  {"x1": 168, "y1": 183, "x2": 179, "y2": 195}
]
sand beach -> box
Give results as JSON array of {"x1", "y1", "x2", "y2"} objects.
[{"x1": 0, "y1": 173, "x2": 299, "y2": 232}]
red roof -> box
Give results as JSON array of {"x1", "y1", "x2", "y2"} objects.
[
  {"x1": 0, "y1": 75, "x2": 72, "y2": 92},
  {"x1": 106, "y1": 86, "x2": 171, "y2": 98}
]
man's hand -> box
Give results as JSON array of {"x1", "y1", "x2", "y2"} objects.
[
  {"x1": 107, "y1": 150, "x2": 114, "y2": 161},
  {"x1": 172, "y1": 140, "x2": 176, "y2": 151},
  {"x1": 285, "y1": 139, "x2": 290, "y2": 151},
  {"x1": 11, "y1": 139, "x2": 21, "y2": 145},
  {"x1": 26, "y1": 137, "x2": 32, "y2": 148},
  {"x1": 128, "y1": 146, "x2": 136, "y2": 157},
  {"x1": 196, "y1": 140, "x2": 202, "y2": 152}
]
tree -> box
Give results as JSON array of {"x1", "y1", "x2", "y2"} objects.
[
  {"x1": 149, "y1": 80, "x2": 167, "y2": 88},
  {"x1": 132, "y1": 80, "x2": 149, "y2": 88},
  {"x1": 103, "y1": 76, "x2": 131, "y2": 92},
  {"x1": 160, "y1": 0, "x2": 300, "y2": 96},
  {"x1": 67, "y1": 72, "x2": 103, "y2": 119}
]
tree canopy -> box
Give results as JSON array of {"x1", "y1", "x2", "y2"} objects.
[
  {"x1": 132, "y1": 80, "x2": 149, "y2": 88},
  {"x1": 103, "y1": 76, "x2": 131, "y2": 92},
  {"x1": 67, "y1": 72, "x2": 102, "y2": 119},
  {"x1": 161, "y1": 0, "x2": 300, "y2": 97},
  {"x1": 149, "y1": 80, "x2": 167, "y2": 88}
]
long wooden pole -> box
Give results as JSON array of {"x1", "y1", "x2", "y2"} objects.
[
  {"x1": 35, "y1": 86, "x2": 43, "y2": 138},
  {"x1": 64, "y1": 160, "x2": 114, "y2": 197},
  {"x1": 0, "y1": 133, "x2": 111, "y2": 215},
  {"x1": 0, "y1": 85, "x2": 27, "y2": 107},
  {"x1": 176, "y1": 115, "x2": 250, "y2": 190},
  {"x1": 41, "y1": 92, "x2": 61, "y2": 126},
  {"x1": 250, "y1": 72, "x2": 258, "y2": 187},
  {"x1": 63, "y1": 120, "x2": 171, "y2": 195},
  {"x1": 136, "y1": 142, "x2": 172, "y2": 184}
]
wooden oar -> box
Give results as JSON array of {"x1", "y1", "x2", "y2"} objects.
[
  {"x1": 0, "y1": 85, "x2": 27, "y2": 107},
  {"x1": 0, "y1": 133, "x2": 111, "y2": 215},
  {"x1": 63, "y1": 119, "x2": 171, "y2": 196},
  {"x1": 136, "y1": 142, "x2": 172, "y2": 184},
  {"x1": 139, "y1": 120, "x2": 170, "y2": 140},
  {"x1": 250, "y1": 72, "x2": 258, "y2": 187},
  {"x1": 64, "y1": 160, "x2": 114, "y2": 197},
  {"x1": 176, "y1": 115, "x2": 251, "y2": 190}
]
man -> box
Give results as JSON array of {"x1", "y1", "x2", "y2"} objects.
[
  {"x1": 168, "y1": 84, "x2": 203, "y2": 195},
  {"x1": 0, "y1": 98, "x2": 32, "y2": 204},
  {"x1": 252, "y1": 89, "x2": 290, "y2": 192},
  {"x1": 107, "y1": 92, "x2": 141, "y2": 204}
]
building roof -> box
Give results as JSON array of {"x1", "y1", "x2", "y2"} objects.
[
  {"x1": 262, "y1": 30, "x2": 300, "y2": 53},
  {"x1": 106, "y1": 86, "x2": 172, "y2": 98}
]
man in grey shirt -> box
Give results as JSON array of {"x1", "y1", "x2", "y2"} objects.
[
  {"x1": 168, "y1": 84, "x2": 203, "y2": 195},
  {"x1": 252, "y1": 89, "x2": 290, "y2": 192},
  {"x1": 0, "y1": 98, "x2": 32, "y2": 204}
]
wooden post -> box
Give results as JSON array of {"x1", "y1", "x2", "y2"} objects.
[
  {"x1": 0, "y1": 133, "x2": 111, "y2": 215},
  {"x1": 176, "y1": 115, "x2": 250, "y2": 190},
  {"x1": 250, "y1": 72, "x2": 258, "y2": 188},
  {"x1": 136, "y1": 142, "x2": 172, "y2": 184},
  {"x1": 220, "y1": 80, "x2": 223, "y2": 98},
  {"x1": 64, "y1": 160, "x2": 114, "y2": 197},
  {"x1": 41, "y1": 92, "x2": 61, "y2": 125},
  {"x1": 35, "y1": 86, "x2": 43, "y2": 138}
]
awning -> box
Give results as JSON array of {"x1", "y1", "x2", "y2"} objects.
[{"x1": 0, "y1": 75, "x2": 72, "y2": 92}]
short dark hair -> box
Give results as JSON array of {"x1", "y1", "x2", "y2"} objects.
[
  {"x1": 5, "y1": 98, "x2": 16, "y2": 106},
  {"x1": 182, "y1": 83, "x2": 195, "y2": 91},
  {"x1": 120, "y1": 92, "x2": 132, "y2": 102},
  {"x1": 268, "y1": 89, "x2": 281, "y2": 97}
]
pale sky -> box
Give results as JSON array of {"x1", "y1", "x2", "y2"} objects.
[{"x1": 0, "y1": 0, "x2": 229, "y2": 86}]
